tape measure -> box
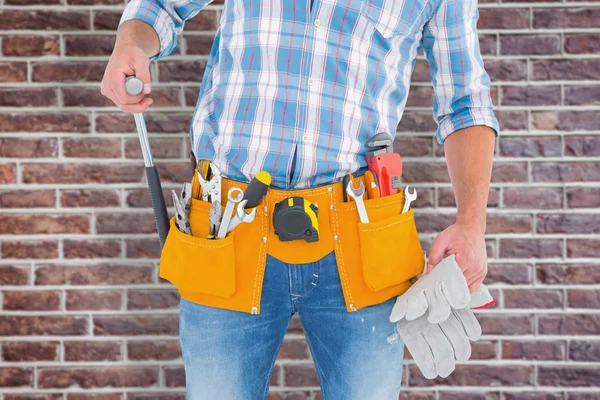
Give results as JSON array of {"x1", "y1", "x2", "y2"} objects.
[{"x1": 273, "y1": 197, "x2": 319, "y2": 243}]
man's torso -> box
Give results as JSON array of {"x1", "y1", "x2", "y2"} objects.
[{"x1": 192, "y1": 0, "x2": 441, "y2": 188}]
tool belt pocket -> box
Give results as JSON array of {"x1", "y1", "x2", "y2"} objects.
[
  {"x1": 160, "y1": 206, "x2": 236, "y2": 299},
  {"x1": 357, "y1": 208, "x2": 423, "y2": 292}
]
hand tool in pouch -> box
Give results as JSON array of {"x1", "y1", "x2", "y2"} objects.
[
  {"x1": 198, "y1": 163, "x2": 222, "y2": 204},
  {"x1": 172, "y1": 190, "x2": 192, "y2": 235},
  {"x1": 224, "y1": 170, "x2": 270, "y2": 235},
  {"x1": 216, "y1": 187, "x2": 244, "y2": 239},
  {"x1": 125, "y1": 77, "x2": 169, "y2": 248},
  {"x1": 241, "y1": 171, "x2": 271, "y2": 209},
  {"x1": 345, "y1": 180, "x2": 369, "y2": 223},
  {"x1": 342, "y1": 174, "x2": 353, "y2": 202},
  {"x1": 402, "y1": 186, "x2": 417, "y2": 213},
  {"x1": 364, "y1": 171, "x2": 380, "y2": 199},
  {"x1": 365, "y1": 132, "x2": 403, "y2": 197},
  {"x1": 226, "y1": 199, "x2": 257, "y2": 234},
  {"x1": 208, "y1": 201, "x2": 222, "y2": 239},
  {"x1": 273, "y1": 197, "x2": 319, "y2": 243}
]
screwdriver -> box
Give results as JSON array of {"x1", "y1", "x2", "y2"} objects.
[{"x1": 242, "y1": 171, "x2": 271, "y2": 209}]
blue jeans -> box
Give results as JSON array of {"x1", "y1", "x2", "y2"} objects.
[{"x1": 179, "y1": 251, "x2": 404, "y2": 400}]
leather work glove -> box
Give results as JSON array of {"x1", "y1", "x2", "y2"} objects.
[
  {"x1": 395, "y1": 306, "x2": 482, "y2": 379},
  {"x1": 389, "y1": 254, "x2": 494, "y2": 324},
  {"x1": 389, "y1": 254, "x2": 495, "y2": 379}
]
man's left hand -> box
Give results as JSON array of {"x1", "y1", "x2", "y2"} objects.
[{"x1": 427, "y1": 222, "x2": 487, "y2": 293}]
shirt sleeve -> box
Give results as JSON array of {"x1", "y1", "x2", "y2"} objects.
[
  {"x1": 119, "y1": 0, "x2": 214, "y2": 61},
  {"x1": 421, "y1": 0, "x2": 500, "y2": 144}
]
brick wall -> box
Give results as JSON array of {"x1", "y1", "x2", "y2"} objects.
[{"x1": 0, "y1": 0, "x2": 599, "y2": 398}]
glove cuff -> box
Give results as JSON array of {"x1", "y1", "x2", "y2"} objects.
[{"x1": 469, "y1": 284, "x2": 495, "y2": 309}]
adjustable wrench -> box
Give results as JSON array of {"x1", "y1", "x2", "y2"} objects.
[
  {"x1": 226, "y1": 199, "x2": 257, "y2": 234},
  {"x1": 346, "y1": 180, "x2": 369, "y2": 223},
  {"x1": 402, "y1": 186, "x2": 417, "y2": 213}
]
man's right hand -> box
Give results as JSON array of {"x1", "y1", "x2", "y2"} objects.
[{"x1": 101, "y1": 41, "x2": 153, "y2": 113}]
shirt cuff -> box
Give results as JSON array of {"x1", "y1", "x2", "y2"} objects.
[
  {"x1": 119, "y1": 0, "x2": 177, "y2": 61},
  {"x1": 436, "y1": 108, "x2": 500, "y2": 144}
]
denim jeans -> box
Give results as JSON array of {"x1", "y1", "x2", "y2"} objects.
[{"x1": 179, "y1": 251, "x2": 405, "y2": 400}]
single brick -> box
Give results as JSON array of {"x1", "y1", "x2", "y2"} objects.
[
  {"x1": 0, "y1": 88, "x2": 57, "y2": 107},
  {"x1": 127, "y1": 289, "x2": 180, "y2": 310},
  {"x1": 60, "y1": 190, "x2": 120, "y2": 208},
  {"x1": 504, "y1": 289, "x2": 563, "y2": 309},
  {"x1": 500, "y1": 35, "x2": 560, "y2": 56},
  {"x1": 127, "y1": 340, "x2": 182, "y2": 361},
  {"x1": 2, "y1": 36, "x2": 60, "y2": 57},
  {"x1": 502, "y1": 340, "x2": 565, "y2": 361},
  {"x1": 93, "y1": 315, "x2": 179, "y2": 336},
  {"x1": 2, "y1": 240, "x2": 58, "y2": 259},
  {"x1": 31, "y1": 62, "x2": 106, "y2": 83},
  {"x1": 539, "y1": 314, "x2": 600, "y2": 335},
  {"x1": 534, "y1": 8, "x2": 600, "y2": 28},
  {"x1": 38, "y1": 367, "x2": 158, "y2": 389},
  {"x1": 0, "y1": 113, "x2": 90, "y2": 133},
  {"x1": 0, "y1": 62, "x2": 27, "y2": 82},
  {"x1": 64, "y1": 35, "x2": 116, "y2": 56},
  {"x1": 163, "y1": 366, "x2": 185, "y2": 388},
  {"x1": 0, "y1": 11, "x2": 89, "y2": 30},
  {"x1": 533, "y1": 59, "x2": 600, "y2": 81},
  {"x1": 0, "y1": 316, "x2": 88, "y2": 336},
  {"x1": 0, "y1": 265, "x2": 30, "y2": 285},
  {"x1": 0, "y1": 215, "x2": 89, "y2": 235},
  {"x1": 0, "y1": 138, "x2": 58, "y2": 158},
  {"x1": 408, "y1": 364, "x2": 533, "y2": 386},
  {"x1": 22, "y1": 163, "x2": 143, "y2": 184},
  {"x1": 66, "y1": 290, "x2": 122, "y2": 311},
  {"x1": 569, "y1": 341, "x2": 600, "y2": 362},
  {"x1": 565, "y1": 33, "x2": 600, "y2": 54},
  {"x1": 503, "y1": 187, "x2": 563, "y2": 209},
  {"x1": 35, "y1": 264, "x2": 154, "y2": 286},
  {"x1": 63, "y1": 240, "x2": 121, "y2": 259},
  {"x1": 538, "y1": 366, "x2": 600, "y2": 387},
  {"x1": 62, "y1": 138, "x2": 122, "y2": 158},
  {"x1": 501, "y1": 86, "x2": 561, "y2": 106},
  {"x1": 64, "y1": 341, "x2": 122, "y2": 362},
  {"x1": 567, "y1": 289, "x2": 600, "y2": 309},
  {"x1": 3, "y1": 291, "x2": 61, "y2": 311},
  {"x1": 478, "y1": 315, "x2": 534, "y2": 335},
  {"x1": 537, "y1": 264, "x2": 600, "y2": 285},
  {"x1": 500, "y1": 238, "x2": 562, "y2": 258},
  {"x1": 0, "y1": 368, "x2": 33, "y2": 387},
  {"x1": 2, "y1": 341, "x2": 59, "y2": 362},
  {"x1": 478, "y1": 8, "x2": 529, "y2": 29}
]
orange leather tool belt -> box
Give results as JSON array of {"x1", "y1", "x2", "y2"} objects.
[{"x1": 159, "y1": 164, "x2": 425, "y2": 314}]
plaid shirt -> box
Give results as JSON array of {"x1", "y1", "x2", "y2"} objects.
[{"x1": 121, "y1": 0, "x2": 499, "y2": 189}]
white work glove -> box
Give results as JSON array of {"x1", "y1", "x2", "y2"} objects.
[
  {"x1": 390, "y1": 254, "x2": 474, "y2": 324},
  {"x1": 389, "y1": 254, "x2": 495, "y2": 379},
  {"x1": 395, "y1": 307, "x2": 481, "y2": 379}
]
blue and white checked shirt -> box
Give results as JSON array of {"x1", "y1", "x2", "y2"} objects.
[{"x1": 121, "y1": 0, "x2": 499, "y2": 189}]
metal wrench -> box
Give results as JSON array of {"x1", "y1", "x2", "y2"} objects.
[
  {"x1": 402, "y1": 186, "x2": 417, "y2": 213},
  {"x1": 346, "y1": 180, "x2": 369, "y2": 223},
  {"x1": 226, "y1": 199, "x2": 257, "y2": 234},
  {"x1": 216, "y1": 187, "x2": 244, "y2": 239}
]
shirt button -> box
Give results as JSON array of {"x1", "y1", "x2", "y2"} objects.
[
  {"x1": 314, "y1": 19, "x2": 321, "y2": 27},
  {"x1": 302, "y1": 135, "x2": 309, "y2": 142},
  {"x1": 308, "y1": 79, "x2": 314, "y2": 86}
]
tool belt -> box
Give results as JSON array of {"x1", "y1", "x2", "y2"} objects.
[{"x1": 159, "y1": 163, "x2": 425, "y2": 314}]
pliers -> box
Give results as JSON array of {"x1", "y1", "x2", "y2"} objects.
[{"x1": 198, "y1": 163, "x2": 222, "y2": 204}]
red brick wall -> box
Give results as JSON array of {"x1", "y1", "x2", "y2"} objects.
[{"x1": 0, "y1": 0, "x2": 599, "y2": 399}]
